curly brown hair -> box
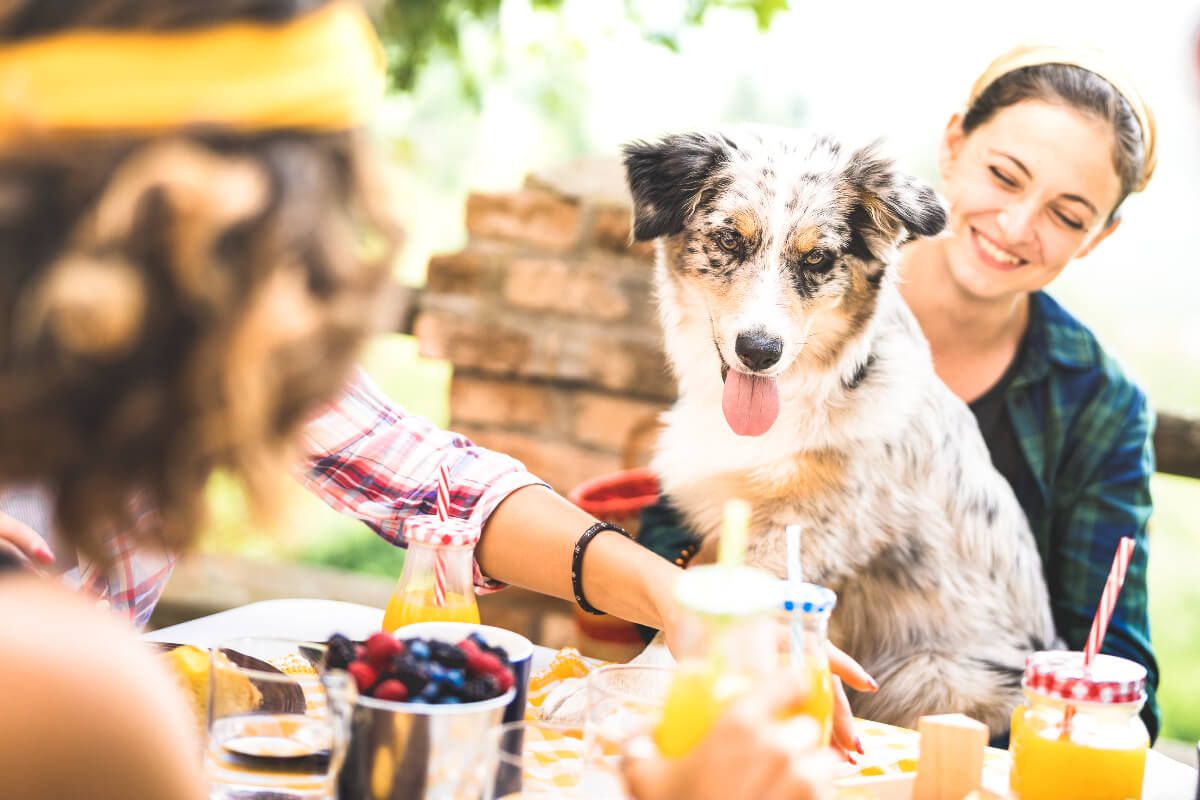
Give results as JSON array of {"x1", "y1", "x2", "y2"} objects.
[{"x1": 0, "y1": 0, "x2": 398, "y2": 562}]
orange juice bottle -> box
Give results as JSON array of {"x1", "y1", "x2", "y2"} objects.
[
  {"x1": 1009, "y1": 651, "x2": 1149, "y2": 800},
  {"x1": 780, "y1": 582, "x2": 837, "y2": 747},
  {"x1": 382, "y1": 516, "x2": 481, "y2": 633},
  {"x1": 655, "y1": 564, "x2": 782, "y2": 757}
]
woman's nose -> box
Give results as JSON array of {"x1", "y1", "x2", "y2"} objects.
[{"x1": 996, "y1": 201, "x2": 1037, "y2": 245}]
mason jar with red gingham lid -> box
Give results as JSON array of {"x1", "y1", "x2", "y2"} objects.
[
  {"x1": 1023, "y1": 650, "x2": 1147, "y2": 705},
  {"x1": 1010, "y1": 650, "x2": 1149, "y2": 800},
  {"x1": 382, "y1": 515, "x2": 482, "y2": 633}
]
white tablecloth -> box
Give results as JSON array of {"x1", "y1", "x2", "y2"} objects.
[{"x1": 149, "y1": 599, "x2": 1197, "y2": 799}]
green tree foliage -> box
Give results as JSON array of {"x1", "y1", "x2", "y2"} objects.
[{"x1": 379, "y1": 0, "x2": 789, "y2": 95}]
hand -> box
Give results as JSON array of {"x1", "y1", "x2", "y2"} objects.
[
  {"x1": 622, "y1": 668, "x2": 837, "y2": 800},
  {"x1": 826, "y1": 643, "x2": 877, "y2": 761},
  {"x1": 0, "y1": 510, "x2": 55, "y2": 574}
]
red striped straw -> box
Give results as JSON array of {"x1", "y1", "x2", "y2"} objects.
[
  {"x1": 432, "y1": 465, "x2": 451, "y2": 607},
  {"x1": 1063, "y1": 536, "x2": 1136, "y2": 737},
  {"x1": 1084, "y1": 537, "x2": 1136, "y2": 666}
]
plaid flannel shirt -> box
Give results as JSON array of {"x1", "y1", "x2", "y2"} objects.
[
  {"x1": 639, "y1": 290, "x2": 1160, "y2": 741},
  {"x1": 68, "y1": 367, "x2": 546, "y2": 628}
]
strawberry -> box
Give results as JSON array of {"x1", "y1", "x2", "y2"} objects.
[
  {"x1": 348, "y1": 661, "x2": 379, "y2": 693},
  {"x1": 373, "y1": 679, "x2": 409, "y2": 702},
  {"x1": 365, "y1": 632, "x2": 403, "y2": 667}
]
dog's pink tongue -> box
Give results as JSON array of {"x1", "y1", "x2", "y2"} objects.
[{"x1": 721, "y1": 371, "x2": 780, "y2": 437}]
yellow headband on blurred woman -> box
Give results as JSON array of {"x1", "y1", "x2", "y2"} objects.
[
  {"x1": 967, "y1": 44, "x2": 1157, "y2": 192},
  {"x1": 0, "y1": 1, "x2": 385, "y2": 146}
]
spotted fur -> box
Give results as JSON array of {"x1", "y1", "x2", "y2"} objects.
[{"x1": 624, "y1": 127, "x2": 1056, "y2": 734}]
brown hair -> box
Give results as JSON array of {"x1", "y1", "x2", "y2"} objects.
[
  {"x1": 963, "y1": 63, "x2": 1146, "y2": 224},
  {"x1": 0, "y1": 0, "x2": 397, "y2": 562}
]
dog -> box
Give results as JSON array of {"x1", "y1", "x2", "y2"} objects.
[{"x1": 616, "y1": 127, "x2": 1057, "y2": 735}]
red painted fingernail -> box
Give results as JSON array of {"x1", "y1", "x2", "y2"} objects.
[
  {"x1": 845, "y1": 751, "x2": 858, "y2": 766},
  {"x1": 34, "y1": 546, "x2": 55, "y2": 565},
  {"x1": 855, "y1": 736, "x2": 865, "y2": 755},
  {"x1": 866, "y1": 676, "x2": 879, "y2": 692}
]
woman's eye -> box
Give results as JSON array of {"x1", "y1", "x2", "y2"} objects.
[
  {"x1": 1053, "y1": 210, "x2": 1085, "y2": 231},
  {"x1": 989, "y1": 166, "x2": 1018, "y2": 188},
  {"x1": 717, "y1": 232, "x2": 740, "y2": 252},
  {"x1": 804, "y1": 249, "x2": 832, "y2": 269}
]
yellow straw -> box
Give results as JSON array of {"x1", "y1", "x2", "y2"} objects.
[{"x1": 718, "y1": 499, "x2": 750, "y2": 567}]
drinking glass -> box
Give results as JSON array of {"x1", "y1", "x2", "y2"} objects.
[
  {"x1": 486, "y1": 719, "x2": 587, "y2": 799},
  {"x1": 584, "y1": 664, "x2": 674, "y2": 795},
  {"x1": 204, "y1": 637, "x2": 352, "y2": 800}
]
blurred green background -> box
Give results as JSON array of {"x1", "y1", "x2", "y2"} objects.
[{"x1": 202, "y1": 0, "x2": 1200, "y2": 743}]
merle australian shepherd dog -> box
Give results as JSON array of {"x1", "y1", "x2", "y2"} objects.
[{"x1": 620, "y1": 127, "x2": 1056, "y2": 734}]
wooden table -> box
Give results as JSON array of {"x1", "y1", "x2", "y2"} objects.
[{"x1": 149, "y1": 599, "x2": 1198, "y2": 799}]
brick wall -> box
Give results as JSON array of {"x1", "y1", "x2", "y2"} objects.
[{"x1": 413, "y1": 160, "x2": 675, "y2": 493}]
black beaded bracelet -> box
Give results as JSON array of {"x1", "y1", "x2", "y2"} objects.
[{"x1": 571, "y1": 521, "x2": 629, "y2": 615}]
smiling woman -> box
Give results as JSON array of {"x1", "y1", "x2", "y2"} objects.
[{"x1": 897, "y1": 44, "x2": 1162, "y2": 742}]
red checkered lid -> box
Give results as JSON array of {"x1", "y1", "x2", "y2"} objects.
[
  {"x1": 1023, "y1": 650, "x2": 1146, "y2": 705},
  {"x1": 403, "y1": 515, "x2": 480, "y2": 548}
]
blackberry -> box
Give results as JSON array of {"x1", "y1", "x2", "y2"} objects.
[
  {"x1": 428, "y1": 640, "x2": 468, "y2": 669},
  {"x1": 325, "y1": 634, "x2": 357, "y2": 670},
  {"x1": 460, "y1": 674, "x2": 500, "y2": 702},
  {"x1": 391, "y1": 655, "x2": 429, "y2": 694}
]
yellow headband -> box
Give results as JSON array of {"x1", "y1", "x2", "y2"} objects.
[
  {"x1": 0, "y1": 1, "x2": 385, "y2": 146},
  {"x1": 967, "y1": 44, "x2": 1157, "y2": 192}
]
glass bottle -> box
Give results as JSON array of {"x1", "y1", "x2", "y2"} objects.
[
  {"x1": 382, "y1": 515, "x2": 481, "y2": 632},
  {"x1": 654, "y1": 564, "x2": 782, "y2": 758},
  {"x1": 1009, "y1": 650, "x2": 1148, "y2": 800},
  {"x1": 781, "y1": 582, "x2": 837, "y2": 748}
]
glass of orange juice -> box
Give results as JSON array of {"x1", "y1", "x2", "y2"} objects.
[
  {"x1": 653, "y1": 564, "x2": 783, "y2": 758},
  {"x1": 1009, "y1": 651, "x2": 1149, "y2": 800},
  {"x1": 778, "y1": 581, "x2": 837, "y2": 748},
  {"x1": 382, "y1": 516, "x2": 481, "y2": 632}
]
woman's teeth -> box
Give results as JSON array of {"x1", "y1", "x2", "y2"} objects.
[{"x1": 976, "y1": 232, "x2": 1022, "y2": 265}]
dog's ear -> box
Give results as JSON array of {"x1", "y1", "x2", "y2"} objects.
[
  {"x1": 846, "y1": 141, "x2": 948, "y2": 244},
  {"x1": 622, "y1": 133, "x2": 735, "y2": 241}
]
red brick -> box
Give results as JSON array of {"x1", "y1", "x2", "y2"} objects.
[
  {"x1": 413, "y1": 310, "x2": 531, "y2": 374},
  {"x1": 425, "y1": 252, "x2": 486, "y2": 296},
  {"x1": 584, "y1": 338, "x2": 675, "y2": 400},
  {"x1": 466, "y1": 188, "x2": 582, "y2": 253},
  {"x1": 591, "y1": 205, "x2": 655, "y2": 260},
  {"x1": 502, "y1": 258, "x2": 631, "y2": 322},
  {"x1": 449, "y1": 375, "x2": 556, "y2": 429},
  {"x1": 572, "y1": 392, "x2": 667, "y2": 455}
]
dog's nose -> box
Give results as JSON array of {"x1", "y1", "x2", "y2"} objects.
[{"x1": 734, "y1": 331, "x2": 783, "y2": 372}]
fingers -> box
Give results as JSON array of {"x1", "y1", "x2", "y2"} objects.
[
  {"x1": 829, "y1": 676, "x2": 862, "y2": 761},
  {"x1": 0, "y1": 511, "x2": 54, "y2": 566},
  {"x1": 825, "y1": 642, "x2": 877, "y2": 693}
]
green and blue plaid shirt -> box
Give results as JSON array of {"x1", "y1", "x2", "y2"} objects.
[{"x1": 640, "y1": 290, "x2": 1159, "y2": 741}]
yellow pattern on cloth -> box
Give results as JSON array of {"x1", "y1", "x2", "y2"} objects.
[
  {"x1": 0, "y1": 0, "x2": 385, "y2": 146},
  {"x1": 524, "y1": 648, "x2": 1014, "y2": 795}
]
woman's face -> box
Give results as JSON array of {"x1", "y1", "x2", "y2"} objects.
[{"x1": 937, "y1": 99, "x2": 1124, "y2": 302}]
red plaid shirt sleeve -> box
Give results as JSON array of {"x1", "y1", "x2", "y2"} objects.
[
  {"x1": 73, "y1": 368, "x2": 546, "y2": 626},
  {"x1": 297, "y1": 368, "x2": 549, "y2": 592}
]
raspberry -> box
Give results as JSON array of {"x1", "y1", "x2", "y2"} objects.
[
  {"x1": 347, "y1": 661, "x2": 378, "y2": 693},
  {"x1": 493, "y1": 666, "x2": 515, "y2": 693},
  {"x1": 374, "y1": 679, "x2": 409, "y2": 702},
  {"x1": 467, "y1": 651, "x2": 503, "y2": 677},
  {"x1": 355, "y1": 644, "x2": 367, "y2": 662},
  {"x1": 365, "y1": 632, "x2": 403, "y2": 667}
]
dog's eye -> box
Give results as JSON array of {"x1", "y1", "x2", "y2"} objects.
[
  {"x1": 716, "y1": 232, "x2": 741, "y2": 252},
  {"x1": 804, "y1": 249, "x2": 832, "y2": 269}
]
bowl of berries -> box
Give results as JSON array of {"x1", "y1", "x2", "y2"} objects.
[{"x1": 324, "y1": 627, "x2": 523, "y2": 800}]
